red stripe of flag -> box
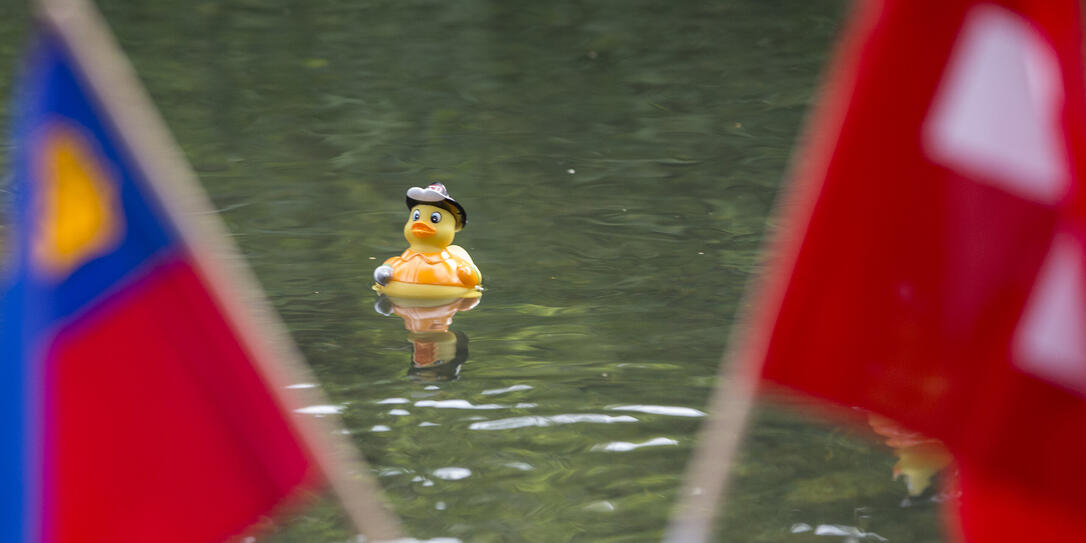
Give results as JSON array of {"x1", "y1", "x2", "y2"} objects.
[{"x1": 41, "y1": 256, "x2": 319, "y2": 542}]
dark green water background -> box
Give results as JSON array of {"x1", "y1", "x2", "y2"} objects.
[{"x1": 0, "y1": 1, "x2": 948, "y2": 541}]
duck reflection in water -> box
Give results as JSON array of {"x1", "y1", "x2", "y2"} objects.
[
  {"x1": 375, "y1": 295, "x2": 478, "y2": 381},
  {"x1": 867, "y1": 413, "x2": 954, "y2": 499}
]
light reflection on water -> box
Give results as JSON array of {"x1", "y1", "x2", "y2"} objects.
[
  {"x1": 607, "y1": 405, "x2": 707, "y2": 417},
  {"x1": 0, "y1": 0, "x2": 953, "y2": 541},
  {"x1": 592, "y1": 437, "x2": 680, "y2": 453},
  {"x1": 467, "y1": 414, "x2": 640, "y2": 431}
]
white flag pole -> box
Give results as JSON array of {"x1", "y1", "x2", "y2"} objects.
[{"x1": 663, "y1": 352, "x2": 759, "y2": 542}]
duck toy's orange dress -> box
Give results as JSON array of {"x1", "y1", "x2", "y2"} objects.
[{"x1": 373, "y1": 183, "x2": 482, "y2": 301}]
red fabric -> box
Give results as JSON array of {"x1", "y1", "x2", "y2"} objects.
[
  {"x1": 40, "y1": 256, "x2": 319, "y2": 542},
  {"x1": 951, "y1": 466, "x2": 1086, "y2": 542},
  {"x1": 751, "y1": 0, "x2": 1086, "y2": 539}
]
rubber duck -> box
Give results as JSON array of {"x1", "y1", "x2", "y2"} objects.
[
  {"x1": 407, "y1": 330, "x2": 469, "y2": 382},
  {"x1": 868, "y1": 413, "x2": 953, "y2": 497},
  {"x1": 373, "y1": 295, "x2": 478, "y2": 382},
  {"x1": 373, "y1": 183, "x2": 482, "y2": 301},
  {"x1": 374, "y1": 295, "x2": 481, "y2": 333}
]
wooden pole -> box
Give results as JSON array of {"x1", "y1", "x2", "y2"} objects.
[
  {"x1": 663, "y1": 3, "x2": 867, "y2": 536},
  {"x1": 663, "y1": 345, "x2": 759, "y2": 542}
]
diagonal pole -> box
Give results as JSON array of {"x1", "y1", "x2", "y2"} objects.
[{"x1": 663, "y1": 347, "x2": 759, "y2": 543}]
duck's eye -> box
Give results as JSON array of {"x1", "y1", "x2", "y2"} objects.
[
  {"x1": 430, "y1": 212, "x2": 442, "y2": 224},
  {"x1": 412, "y1": 210, "x2": 421, "y2": 221}
]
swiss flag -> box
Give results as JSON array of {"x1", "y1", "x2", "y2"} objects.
[{"x1": 748, "y1": 0, "x2": 1086, "y2": 539}]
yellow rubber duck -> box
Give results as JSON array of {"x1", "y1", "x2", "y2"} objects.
[{"x1": 373, "y1": 183, "x2": 482, "y2": 301}]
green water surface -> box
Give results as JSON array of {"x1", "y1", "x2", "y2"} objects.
[{"x1": 0, "y1": 1, "x2": 947, "y2": 541}]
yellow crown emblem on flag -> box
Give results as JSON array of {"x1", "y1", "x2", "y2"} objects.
[{"x1": 31, "y1": 122, "x2": 123, "y2": 278}]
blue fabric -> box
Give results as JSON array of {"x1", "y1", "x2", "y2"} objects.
[{"x1": 3, "y1": 27, "x2": 184, "y2": 541}]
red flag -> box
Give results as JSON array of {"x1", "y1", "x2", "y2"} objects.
[{"x1": 747, "y1": 0, "x2": 1086, "y2": 538}]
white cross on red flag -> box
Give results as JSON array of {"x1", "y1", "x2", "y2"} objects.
[{"x1": 748, "y1": 0, "x2": 1086, "y2": 539}]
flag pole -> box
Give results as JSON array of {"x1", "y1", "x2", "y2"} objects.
[
  {"x1": 33, "y1": 0, "x2": 404, "y2": 539},
  {"x1": 663, "y1": 1, "x2": 875, "y2": 538},
  {"x1": 663, "y1": 350, "x2": 759, "y2": 542}
]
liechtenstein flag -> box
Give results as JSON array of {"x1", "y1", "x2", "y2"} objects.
[{"x1": 0, "y1": 2, "x2": 340, "y2": 542}]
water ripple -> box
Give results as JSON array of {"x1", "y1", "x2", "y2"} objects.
[
  {"x1": 386, "y1": 539, "x2": 462, "y2": 543},
  {"x1": 294, "y1": 404, "x2": 344, "y2": 415},
  {"x1": 481, "y1": 384, "x2": 534, "y2": 395},
  {"x1": 433, "y1": 467, "x2": 472, "y2": 480},
  {"x1": 469, "y1": 414, "x2": 638, "y2": 431},
  {"x1": 811, "y1": 524, "x2": 888, "y2": 542},
  {"x1": 415, "y1": 399, "x2": 507, "y2": 410},
  {"x1": 607, "y1": 405, "x2": 705, "y2": 417},
  {"x1": 591, "y1": 437, "x2": 679, "y2": 452}
]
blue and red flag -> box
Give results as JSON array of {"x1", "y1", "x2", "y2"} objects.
[{"x1": 1, "y1": 8, "x2": 330, "y2": 543}]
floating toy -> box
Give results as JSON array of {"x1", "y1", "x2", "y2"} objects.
[
  {"x1": 868, "y1": 414, "x2": 952, "y2": 497},
  {"x1": 375, "y1": 295, "x2": 481, "y2": 333},
  {"x1": 407, "y1": 330, "x2": 469, "y2": 382},
  {"x1": 374, "y1": 296, "x2": 478, "y2": 382},
  {"x1": 373, "y1": 183, "x2": 482, "y2": 301}
]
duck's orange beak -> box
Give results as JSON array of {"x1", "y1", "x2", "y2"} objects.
[{"x1": 411, "y1": 222, "x2": 437, "y2": 238}]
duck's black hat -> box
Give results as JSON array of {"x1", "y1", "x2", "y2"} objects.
[{"x1": 406, "y1": 182, "x2": 467, "y2": 228}]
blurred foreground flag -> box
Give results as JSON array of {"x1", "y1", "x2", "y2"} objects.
[
  {"x1": 0, "y1": 2, "x2": 348, "y2": 542},
  {"x1": 749, "y1": 0, "x2": 1086, "y2": 540}
]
